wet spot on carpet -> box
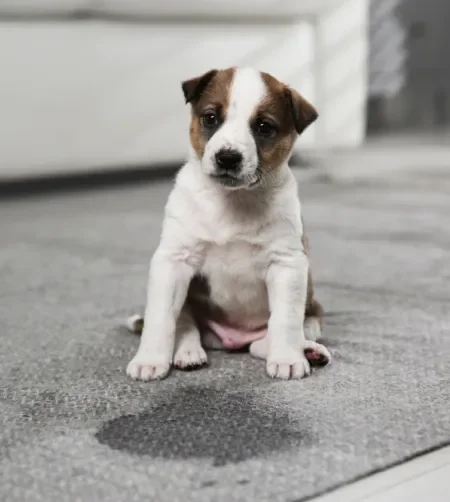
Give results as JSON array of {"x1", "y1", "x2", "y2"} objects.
[{"x1": 95, "y1": 386, "x2": 311, "y2": 466}]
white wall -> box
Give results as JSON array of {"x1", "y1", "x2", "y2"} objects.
[
  {"x1": 314, "y1": 0, "x2": 369, "y2": 148},
  {"x1": 0, "y1": 0, "x2": 369, "y2": 179}
]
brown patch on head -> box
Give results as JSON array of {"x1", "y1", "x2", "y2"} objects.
[
  {"x1": 181, "y1": 68, "x2": 235, "y2": 159},
  {"x1": 254, "y1": 72, "x2": 318, "y2": 171}
]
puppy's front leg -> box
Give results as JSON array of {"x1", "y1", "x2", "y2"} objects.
[
  {"x1": 266, "y1": 252, "x2": 311, "y2": 380},
  {"x1": 126, "y1": 247, "x2": 196, "y2": 381}
]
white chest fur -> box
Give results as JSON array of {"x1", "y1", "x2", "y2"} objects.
[
  {"x1": 161, "y1": 161, "x2": 304, "y2": 326},
  {"x1": 200, "y1": 239, "x2": 269, "y2": 325}
]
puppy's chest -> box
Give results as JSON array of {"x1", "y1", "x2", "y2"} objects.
[{"x1": 198, "y1": 241, "x2": 268, "y2": 318}]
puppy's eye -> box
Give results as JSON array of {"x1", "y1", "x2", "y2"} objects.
[
  {"x1": 255, "y1": 120, "x2": 275, "y2": 137},
  {"x1": 202, "y1": 112, "x2": 219, "y2": 128}
]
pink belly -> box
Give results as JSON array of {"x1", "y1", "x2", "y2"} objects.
[{"x1": 207, "y1": 320, "x2": 267, "y2": 350}]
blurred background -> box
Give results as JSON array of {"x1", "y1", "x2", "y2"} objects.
[
  {"x1": 368, "y1": 0, "x2": 450, "y2": 134},
  {"x1": 0, "y1": 0, "x2": 448, "y2": 182}
]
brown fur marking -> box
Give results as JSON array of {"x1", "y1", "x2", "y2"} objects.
[
  {"x1": 255, "y1": 72, "x2": 318, "y2": 172},
  {"x1": 253, "y1": 72, "x2": 297, "y2": 172},
  {"x1": 183, "y1": 68, "x2": 235, "y2": 159}
]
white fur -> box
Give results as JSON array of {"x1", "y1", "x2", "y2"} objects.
[
  {"x1": 202, "y1": 68, "x2": 265, "y2": 184},
  {"x1": 173, "y1": 307, "x2": 207, "y2": 368},
  {"x1": 304, "y1": 317, "x2": 322, "y2": 342},
  {"x1": 126, "y1": 68, "x2": 324, "y2": 381}
]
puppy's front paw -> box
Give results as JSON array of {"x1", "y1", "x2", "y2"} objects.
[
  {"x1": 126, "y1": 352, "x2": 171, "y2": 381},
  {"x1": 266, "y1": 352, "x2": 311, "y2": 380},
  {"x1": 173, "y1": 345, "x2": 208, "y2": 369}
]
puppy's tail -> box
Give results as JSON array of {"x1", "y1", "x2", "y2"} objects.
[{"x1": 126, "y1": 314, "x2": 144, "y2": 335}]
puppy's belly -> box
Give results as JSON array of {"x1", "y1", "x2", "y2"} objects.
[
  {"x1": 188, "y1": 268, "x2": 269, "y2": 350},
  {"x1": 187, "y1": 241, "x2": 271, "y2": 349},
  {"x1": 206, "y1": 320, "x2": 267, "y2": 350},
  {"x1": 189, "y1": 291, "x2": 270, "y2": 350}
]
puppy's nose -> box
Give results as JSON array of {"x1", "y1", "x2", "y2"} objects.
[{"x1": 215, "y1": 149, "x2": 243, "y2": 172}]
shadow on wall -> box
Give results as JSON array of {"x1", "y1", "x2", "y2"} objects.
[{"x1": 367, "y1": 0, "x2": 450, "y2": 133}]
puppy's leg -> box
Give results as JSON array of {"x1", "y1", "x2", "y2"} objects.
[
  {"x1": 127, "y1": 309, "x2": 208, "y2": 369},
  {"x1": 265, "y1": 253, "x2": 312, "y2": 379},
  {"x1": 251, "y1": 259, "x2": 330, "y2": 368},
  {"x1": 249, "y1": 337, "x2": 268, "y2": 360},
  {"x1": 303, "y1": 266, "x2": 331, "y2": 366},
  {"x1": 304, "y1": 271, "x2": 324, "y2": 343},
  {"x1": 126, "y1": 249, "x2": 196, "y2": 381},
  {"x1": 302, "y1": 228, "x2": 324, "y2": 343},
  {"x1": 173, "y1": 306, "x2": 207, "y2": 369},
  {"x1": 249, "y1": 329, "x2": 330, "y2": 367},
  {"x1": 304, "y1": 313, "x2": 322, "y2": 341}
]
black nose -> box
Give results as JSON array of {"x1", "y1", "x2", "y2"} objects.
[{"x1": 215, "y1": 149, "x2": 243, "y2": 172}]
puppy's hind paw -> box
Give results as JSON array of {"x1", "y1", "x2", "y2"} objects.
[
  {"x1": 303, "y1": 341, "x2": 331, "y2": 367},
  {"x1": 173, "y1": 346, "x2": 208, "y2": 370},
  {"x1": 125, "y1": 314, "x2": 144, "y2": 335}
]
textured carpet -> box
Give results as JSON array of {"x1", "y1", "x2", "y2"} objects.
[{"x1": 1, "y1": 177, "x2": 450, "y2": 502}]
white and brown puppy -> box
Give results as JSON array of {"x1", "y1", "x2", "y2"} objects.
[{"x1": 126, "y1": 67, "x2": 331, "y2": 381}]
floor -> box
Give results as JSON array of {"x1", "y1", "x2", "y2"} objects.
[
  {"x1": 1, "y1": 169, "x2": 449, "y2": 502},
  {"x1": 312, "y1": 138, "x2": 450, "y2": 502},
  {"x1": 313, "y1": 446, "x2": 450, "y2": 502}
]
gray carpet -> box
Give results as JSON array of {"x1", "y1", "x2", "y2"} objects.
[{"x1": 1, "y1": 177, "x2": 450, "y2": 502}]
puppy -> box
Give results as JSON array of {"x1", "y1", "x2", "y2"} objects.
[{"x1": 126, "y1": 67, "x2": 331, "y2": 381}]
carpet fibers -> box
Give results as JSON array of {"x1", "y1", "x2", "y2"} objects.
[{"x1": 1, "y1": 178, "x2": 449, "y2": 502}]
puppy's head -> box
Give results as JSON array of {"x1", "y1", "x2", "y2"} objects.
[{"x1": 182, "y1": 67, "x2": 317, "y2": 190}]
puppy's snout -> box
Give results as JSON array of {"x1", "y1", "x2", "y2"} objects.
[{"x1": 215, "y1": 149, "x2": 243, "y2": 173}]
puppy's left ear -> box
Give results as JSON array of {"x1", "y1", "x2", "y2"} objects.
[
  {"x1": 182, "y1": 69, "x2": 217, "y2": 104},
  {"x1": 284, "y1": 87, "x2": 318, "y2": 134}
]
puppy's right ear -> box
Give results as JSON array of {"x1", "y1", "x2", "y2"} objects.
[{"x1": 181, "y1": 69, "x2": 217, "y2": 104}]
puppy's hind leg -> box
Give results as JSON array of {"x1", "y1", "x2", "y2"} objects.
[
  {"x1": 303, "y1": 286, "x2": 330, "y2": 366},
  {"x1": 249, "y1": 336, "x2": 268, "y2": 360},
  {"x1": 125, "y1": 310, "x2": 207, "y2": 370},
  {"x1": 303, "y1": 301, "x2": 331, "y2": 366},
  {"x1": 304, "y1": 298, "x2": 324, "y2": 342},
  {"x1": 173, "y1": 306, "x2": 208, "y2": 369}
]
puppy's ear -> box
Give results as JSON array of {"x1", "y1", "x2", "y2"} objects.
[
  {"x1": 182, "y1": 69, "x2": 217, "y2": 104},
  {"x1": 284, "y1": 87, "x2": 318, "y2": 134}
]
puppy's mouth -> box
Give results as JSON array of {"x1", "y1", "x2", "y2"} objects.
[
  {"x1": 210, "y1": 172, "x2": 260, "y2": 189},
  {"x1": 210, "y1": 173, "x2": 244, "y2": 187}
]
